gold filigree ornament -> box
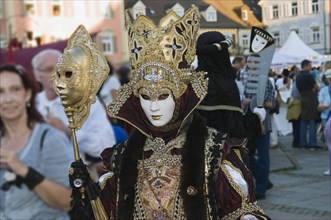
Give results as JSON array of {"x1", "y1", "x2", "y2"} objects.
[
  {"x1": 52, "y1": 24, "x2": 109, "y2": 131},
  {"x1": 107, "y1": 5, "x2": 208, "y2": 119}
]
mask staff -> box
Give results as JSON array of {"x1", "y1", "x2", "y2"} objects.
[{"x1": 52, "y1": 25, "x2": 109, "y2": 220}]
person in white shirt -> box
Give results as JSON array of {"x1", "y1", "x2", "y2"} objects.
[
  {"x1": 31, "y1": 49, "x2": 116, "y2": 178},
  {"x1": 99, "y1": 62, "x2": 121, "y2": 105}
]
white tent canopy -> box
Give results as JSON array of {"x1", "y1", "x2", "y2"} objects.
[
  {"x1": 278, "y1": 31, "x2": 321, "y2": 57},
  {"x1": 271, "y1": 31, "x2": 322, "y2": 68},
  {"x1": 271, "y1": 52, "x2": 301, "y2": 67}
]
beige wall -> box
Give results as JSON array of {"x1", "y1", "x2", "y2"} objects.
[{"x1": 0, "y1": 0, "x2": 129, "y2": 64}]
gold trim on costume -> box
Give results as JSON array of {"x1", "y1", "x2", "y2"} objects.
[
  {"x1": 204, "y1": 128, "x2": 224, "y2": 220},
  {"x1": 197, "y1": 104, "x2": 243, "y2": 113},
  {"x1": 107, "y1": 83, "x2": 133, "y2": 116},
  {"x1": 221, "y1": 160, "x2": 247, "y2": 206},
  {"x1": 221, "y1": 202, "x2": 264, "y2": 220},
  {"x1": 234, "y1": 149, "x2": 243, "y2": 163},
  {"x1": 98, "y1": 172, "x2": 114, "y2": 190}
]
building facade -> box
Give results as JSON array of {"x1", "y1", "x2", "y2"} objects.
[
  {"x1": 0, "y1": 0, "x2": 128, "y2": 65},
  {"x1": 259, "y1": 0, "x2": 331, "y2": 55}
]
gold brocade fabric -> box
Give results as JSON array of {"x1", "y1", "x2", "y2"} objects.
[{"x1": 134, "y1": 133, "x2": 186, "y2": 219}]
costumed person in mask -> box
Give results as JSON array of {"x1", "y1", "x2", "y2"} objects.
[
  {"x1": 59, "y1": 6, "x2": 270, "y2": 220},
  {"x1": 242, "y1": 27, "x2": 276, "y2": 200},
  {"x1": 195, "y1": 32, "x2": 245, "y2": 138},
  {"x1": 195, "y1": 32, "x2": 266, "y2": 140}
]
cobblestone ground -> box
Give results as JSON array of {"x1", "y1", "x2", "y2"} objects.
[{"x1": 258, "y1": 134, "x2": 331, "y2": 220}]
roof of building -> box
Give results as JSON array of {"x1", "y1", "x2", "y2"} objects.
[
  {"x1": 203, "y1": 0, "x2": 263, "y2": 27},
  {"x1": 243, "y1": 0, "x2": 262, "y2": 21},
  {"x1": 124, "y1": 0, "x2": 263, "y2": 29}
]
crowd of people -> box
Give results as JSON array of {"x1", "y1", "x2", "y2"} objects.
[{"x1": 0, "y1": 6, "x2": 330, "y2": 220}]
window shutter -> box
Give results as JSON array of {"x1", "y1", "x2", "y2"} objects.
[
  {"x1": 298, "y1": 0, "x2": 303, "y2": 15},
  {"x1": 269, "y1": 5, "x2": 273, "y2": 19},
  {"x1": 264, "y1": 6, "x2": 268, "y2": 20},
  {"x1": 279, "y1": 3, "x2": 283, "y2": 18},
  {"x1": 306, "y1": 0, "x2": 312, "y2": 14},
  {"x1": 287, "y1": 2, "x2": 292, "y2": 17}
]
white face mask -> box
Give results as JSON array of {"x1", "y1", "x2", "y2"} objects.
[
  {"x1": 139, "y1": 93, "x2": 176, "y2": 127},
  {"x1": 251, "y1": 35, "x2": 268, "y2": 53}
]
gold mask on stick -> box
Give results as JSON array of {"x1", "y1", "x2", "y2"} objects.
[
  {"x1": 52, "y1": 25, "x2": 109, "y2": 220},
  {"x1": 52, "y1": 25, "x2": 109, "y2": 130}
]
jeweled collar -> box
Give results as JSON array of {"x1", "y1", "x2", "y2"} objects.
[{"x1": 144, "y1": 130, "x2": 187, "y2": 155}]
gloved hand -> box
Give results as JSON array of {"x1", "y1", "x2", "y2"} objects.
[
  {"x1": 213, "y1": 35, "x2": 233, "y2": 51},
  {"x1": 253, "y1": 107, "x2": 266, "y2": 122},
  {"x1": 69, "y1": 159, "x2": 102, "y2": 219},
  {"x1": 69, "y1": 159, "x2": 91, "y2": 191},
  {"x1": 220, "y1": 35, "x2": 233, "y2": 48}
]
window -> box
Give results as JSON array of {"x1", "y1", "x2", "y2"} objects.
[
  {"x1": 242, "y1": 34, "x2": 249, "y2": 47},
  {"x1": 52, "y1": 0, "x2": 61, "y2": 16},
  {"x1": 273, "y1": 32, "x2": 280, "y2": 46},
  {"x1": 205, "y1": 6, "x2": 217, "y2": 22},
  {"x1": 272, "y1": 5, "x2": 279, "y2": 19},
  {"x1": 242, "y1": 10, "x2": 248, "y2": 21},
  {"x1": 311, "y1": 27, "x2": 320, "y2": 43},
  {"x1": 102, "y1": 35, "x2": 115, "y2": 55},
  {"x1": 26, "y1": 31, "x2": 33, "y2": 40},
  {"x1": 206, "y1": 11, "x2": 217, "y2": 22},
  {"x1": 25, "y1": 3, "x2": 35, "y2": 15},
  {"x1": 53, "y1": 5, "x2": 61, "y2": 16},
  {"x1": 291, "y1": 29, "x2": 299, "y2": 34},
  {"x1": 291, "y1": 2, "x2": 298, "y2": 16},
  {"x1": 312, "y1": 0, "x2": 319, "y2": 13},
  {"x1": 133, "y1": 1, "x2": 146, "y2": 19},
  {"x1": 134, "y1": 8, "x2": 145, "y2": 18}
]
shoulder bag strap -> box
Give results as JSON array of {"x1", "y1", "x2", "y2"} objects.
[{"x1": 40, "y1": 128, "x2": 49, "y2": 151}]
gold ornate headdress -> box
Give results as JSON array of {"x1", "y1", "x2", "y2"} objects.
[
  {"x1": 127, "y1": 4, "x2": 205, "y2": 98},
  {"x1": 108, "y1": 5, "x2": 207, "y2": 120},
  {"x1": 52, "y1": 25, "x2": 109, "y2": 130}
]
